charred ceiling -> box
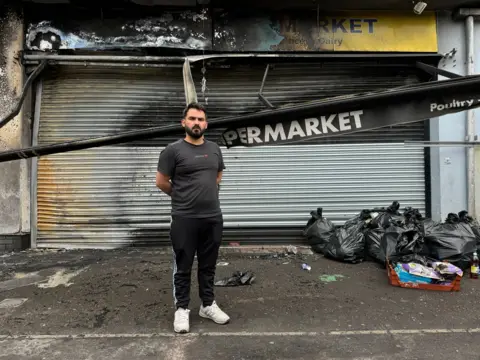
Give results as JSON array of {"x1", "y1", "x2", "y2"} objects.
[
  {"x1": 12, "y1": 0, "x2": 480, "y2": 11},
  {"x1": 14, "y1": 0, "x2": 480, "y2": 54}
]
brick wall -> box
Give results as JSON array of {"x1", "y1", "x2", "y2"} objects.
[{"x1": 0, "y1": 235, "x2": 29, "y2": 253}]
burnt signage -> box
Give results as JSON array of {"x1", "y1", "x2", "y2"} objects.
[
  {"x1": 26, "y1": 9, "x2": 212, "y2": 51},
  {"x1": 222, "y1": 96, "x2": 480, "y2": 147}
]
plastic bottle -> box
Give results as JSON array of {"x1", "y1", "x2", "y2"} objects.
[
  {"x1": 302, "y1": 263, "x2": 311, "y2": 271},
  {"x1": 470, "y1": 252, "x2": 479, "y2": 279}
]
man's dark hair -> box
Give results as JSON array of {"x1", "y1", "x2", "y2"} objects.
[{"x1": 183, "y1": 102, "x2": 207, "y2": 119}]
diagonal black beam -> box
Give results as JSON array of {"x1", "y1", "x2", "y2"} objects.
[
  {"x1": 416, "y1": 61, "x2": 462, "y2": 79},
  {"x1": 1, "y1": 73, "x2": 480, "y2": 162}
]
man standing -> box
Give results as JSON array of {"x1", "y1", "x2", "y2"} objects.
[{"x1": 156, "y1": 102, "x2": 230, "y2": 334}]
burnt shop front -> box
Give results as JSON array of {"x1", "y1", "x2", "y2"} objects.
[{"x1": 28, "y1": 11, "x2": 440, "y2": 248}]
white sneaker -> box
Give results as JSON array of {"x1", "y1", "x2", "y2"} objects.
[
  {"x1": 199, "y1": 301, "x2": 230, "y2": 325},
  {"x1": 174, "y1": 308, "x2": 190, "y2": 333}
]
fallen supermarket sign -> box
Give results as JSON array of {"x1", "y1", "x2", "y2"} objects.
[
  {"x1": 430, "y1": 99, "x2": 477, "y2": 112},
  {"x1": 2, "y1": 73, "x2": 480, "y2": 163},
  {"x1": 222, "y1": 96, "x2": 480, "y2": 148}
]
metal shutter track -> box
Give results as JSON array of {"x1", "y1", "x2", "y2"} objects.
[{"x1": 35, "y1": 62, "x2": 426, "y2": 248}]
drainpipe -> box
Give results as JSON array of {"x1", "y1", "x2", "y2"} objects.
[
  {"x1": 454, "y1": 8, "x2": 479, "y2": 216},
  {"x1": 466, "y1": 15, "x2": 475, "y2": 216}
]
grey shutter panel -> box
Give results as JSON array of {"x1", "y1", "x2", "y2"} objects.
[{"x1": 35, "y1": 61, "x2": 426, "y2": 248}]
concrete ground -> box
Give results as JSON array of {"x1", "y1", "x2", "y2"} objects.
[{"x1": 0, "y1": 247, "x2": 479, "y2": 359}]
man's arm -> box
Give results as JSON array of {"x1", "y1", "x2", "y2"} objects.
[
  {"x1": 156, "y1": 172, "x2": 172, "y2": 196},
  {"x1": 156, "y1": 145, "x2": 175, "y2": 196},
  {"x1": 217, "y1": 145, "x2": 226, "y2": 186}
]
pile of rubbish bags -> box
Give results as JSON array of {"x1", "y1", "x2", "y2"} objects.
[{"x1": 303, "y1": 202, "x2": 479, "y2": 270}]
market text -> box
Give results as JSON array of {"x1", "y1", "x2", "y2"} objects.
[{"x1": 222, "y1": 110, "x2": 364, "y2": 146}]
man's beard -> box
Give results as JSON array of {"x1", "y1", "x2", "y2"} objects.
[{"x1": 185, "y1": 126, "x2": 205, "y2": 139}]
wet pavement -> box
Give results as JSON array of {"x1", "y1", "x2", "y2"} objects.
[{"x1": 0, "y1": 247, "x2": 479, "y2": 359}]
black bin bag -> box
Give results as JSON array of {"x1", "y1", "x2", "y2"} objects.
[
  {"x1": 302, "y1": 208, "x2": 336, "y2": 254},
  {"x1": 323, "y1": 211, "x2": 370, "y2": 264},
  {"x1": 403, "y1": 207, "x2": 425, "y2": 224},
  {"x1": 370, "y1": 201, "x2": 404, "y2": 229},
  {"x1": 365, "y1": 227, "x2": 385, "y2": 263},
  {"x1": 344, "y1": 209, "x2": 372, "y2": 228},
  {"x1": 459, "y1": 210, "x2": 480, "y2": 251},
  {"x1": 367, "y1": 205, "x2": 426, "y2": 263},
  {"x1": 379, "y1": 221, "x2": 427, "y2": 266},
  {"x1": 424, "y1": 213, "x2": 477, "y2": 270}
]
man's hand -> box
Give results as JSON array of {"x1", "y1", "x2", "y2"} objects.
[
  {"x1": 156, "y1": 172, "x2": 172, "y2": 196},
  {"x1": 216, "y1": 171, "x2": 223, "y2": 185}
]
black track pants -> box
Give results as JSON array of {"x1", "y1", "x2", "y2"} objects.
[{"x1": 170, "y1": 215, "x2": 223, "y2": 309}]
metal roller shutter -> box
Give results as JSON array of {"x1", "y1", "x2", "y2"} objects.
[{"x1": 34, "y1": 61, "x2": 427, "y2": 248}]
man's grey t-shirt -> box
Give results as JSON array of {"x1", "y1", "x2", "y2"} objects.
[{"x1": 157, "y1": 139, "x2": 225, "y2": 218}]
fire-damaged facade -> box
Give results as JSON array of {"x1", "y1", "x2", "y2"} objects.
[{"x1": 0, "y1": 0, "x2": 480, "y2": 250}]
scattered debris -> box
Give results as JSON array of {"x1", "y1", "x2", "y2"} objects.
[
  {"x1": 319, "y1": 274, "x2": 345, "y2": 283},
  {"x1": 434, "y1": 261, "x2": 464, "y2": 277},
  {"x1": 14, "y1": 272, "x2": 35, "y2": 279},
  {"x1": 285, "y1": 245, "x2": 298, "y2": 255},
  {"x1": 302, "y1": 263, "x2": 311, "y2": 271},
  {"x1": 37, "y1": 267, "x2": 87, "y2": 289},
  {"x1": 392, "y1": 261, "x2": 464, "y2": 286},
  {"x1": 215, "y1": 271, "x2": 255, "y2": 287},
  {"x1": 388, "y1": 258, "x2": 464, "y2": 291},
  {"x1": 259, "y1": 253, "x2": 284, "y2": 260},
  {"x1": 31, "y1": 248, "x2": 68, "y2": 253},
  {"x1": 402, "y1": 263, "x2": 442, "y2": 280},
  {"x1": 0, "y1": 298, "x2": 28, "y2": 309},
  {"x1": 0, "y1": 273, "x2": 45, "y2": 291},
  {"x1": 217, "y1": 262, "x2": 229, "y2": 266}
]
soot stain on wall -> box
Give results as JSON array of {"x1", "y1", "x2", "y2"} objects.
[
  {"x1": 0, "y1": 6, "x2": 23, "y2": 151},
  {"x1": 0, "y1": 5, "x2": 24, "y2": 235},
  {"x1": 25, "y1": 8, "x2": 212, "y2": 51}
]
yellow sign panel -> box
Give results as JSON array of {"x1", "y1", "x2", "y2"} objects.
[{"x1": 270, "y1": 11, "x2": 438, "y2": 52}]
